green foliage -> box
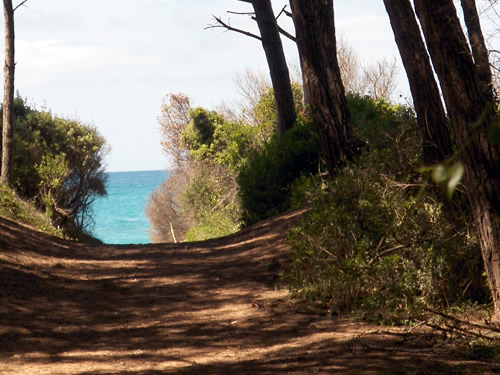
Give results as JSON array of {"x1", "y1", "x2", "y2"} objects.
[
  {"x1": 285, "y1": 97, "x2": 487, "y2": 318},
  {"x1": 182, "y1": 107, "x2": 256, "y2": 170},
  {"x1": 253, "y1": 82, "x2": 305, "y2": 141},
  {"x1": 237, "y1": 93, "x2": 420, "y2": 227},
  {"x1": 181, "y1": 163, "x2": 242, "y2": 242},
  {"x1": 176, "y1": 105, "x2": 263, "y2": 241},
  {"x1": 347, "y1": 93, "x2": 417, "y2": 150},
  {"x1": 153, "y1": 84, "x2": 308, "y2": 242},
  {"x1": 181, "y1": 107, "x2": 222, "y2": 154},
  {"x1": 424, "y1": 162, "x2": 465, "y2": 199},
  {"x1": 1, "y1": 96, "x2": 108, "y2": 239},
  {"x1": 36, "y1": 153, "x2": 70, "y2": 219},
  {"x1": 238, "y1": 113, "x2": 321, "y2": 225},
  {"x1": 0, "y1": 183, "x2": 63, "y2": 237}
]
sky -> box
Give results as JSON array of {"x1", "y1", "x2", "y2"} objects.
[{"x1": 0, "y1": 1, "x2": 496, "y2": 172}]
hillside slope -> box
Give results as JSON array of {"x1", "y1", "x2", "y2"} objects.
[{"x1": 0, "y1": 210, "x2": 497, "y2": 374}]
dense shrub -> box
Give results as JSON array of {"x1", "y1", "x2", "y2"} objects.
[
  {"x1": 150, "y1": 83, "x2": 308, "y2": 242},
  {"x1": 182, "y1": 162, "x2": 242, "y2": 241},
  {"x1": 149, "y1": 102, "x2": 255, "y2": 242},
  {"x1": 238, "y1": 113, "x2": 320, "y2": 225},
  {"x1": 182, "y1": 107, "x2": 258, "y2": 171},
  {"x1": 237, "y1": 93, "x2": 415, "y2": 226},
  {"x1": 1, "y1": 97, "x2": 108, "y2": 239},
  {"x1": 285, "y1": 98, "x2": 487, "y2": 318},
  {"x1": 251, "y1": 82, "x2": 305, "y2": 142}
]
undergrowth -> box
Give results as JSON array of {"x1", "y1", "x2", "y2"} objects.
[
  {"x1": 285, "y1": 96, "x2": 488, "y2": 320},
  {"x1": 0, "y1": 183, "x2": 63, "y2": 237}
]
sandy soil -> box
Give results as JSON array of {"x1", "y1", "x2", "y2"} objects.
[{"x1": 0, "y1": 209, "x2": 498, "y2": 374}]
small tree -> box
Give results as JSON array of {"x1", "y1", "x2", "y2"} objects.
[
  {"x1": 158, "y1": 94, "x2": 192, "y2": 166},
  {"x1": 357, "y1": 57, "x2": 399, "y2": 101}
]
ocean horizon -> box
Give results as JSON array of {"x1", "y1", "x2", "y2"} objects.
[{"x1": 90, "y1": 170, "x2": 170, "y2": 244}]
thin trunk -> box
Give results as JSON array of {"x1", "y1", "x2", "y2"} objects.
[
  {"x1": 414, "y1": 0, "x2": 500, "y2": 322},
  {"x1": 1, "y1": 0, "x2": 15, "y2": 187},
  {"x1": 251, "y1": 0, "x2": 296, "y2": 140},
  {"x1": 383, "y1": 0, "x2": 452, "y2": 165},
  {"x1": 290, "y1": 0, "x2": 353, "y2": 175},
  {"x1": 460, "y1": 0, "x2": 494, "y2": 100}
]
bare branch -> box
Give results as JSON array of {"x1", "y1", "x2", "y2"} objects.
[
  {"x1": 276, "y1": 5, "x2": 287, "y2": 20},
  {"x1": 277, "y1": 25, "x2": 296, "y2": 42},
  {"x1": 249, "y1": 15, "x2": 296, "y2": 42},
  {"x1": 227, "y1": 10, "x2": 255, "y2": 16},
  {"x1": 206, "y1": 15, "x2": 262, "y2": 41},
  {"x1": 13, "y1": 0, "x2": 29, "y2": 12}
]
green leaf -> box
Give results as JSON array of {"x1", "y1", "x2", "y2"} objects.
[{"x1": 431, "y1": 162, "x2": 464, "y2": 199}]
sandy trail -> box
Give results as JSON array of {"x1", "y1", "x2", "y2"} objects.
[{"x1": 0, "y1": 210, "x2": 497, "y2": 374}]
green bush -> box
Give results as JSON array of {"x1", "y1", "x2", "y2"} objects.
[
  {"x1": 252, "y1": 82, "x2": 305, "y2": 142},
  {"x1": 285, "y1": 97, "x2": 487, "y2": 318},
  {"x1": 1, "y1": 96, "x2": 108, "y2": 239},
  {"x1": 177, "y1": 108, "x2": 253, "y2": 241},
  {"x1": 238, "y1": 113, "x2": 321, "y2": 225},
  {"x1": 181, "y1": 163, "x2": 242, "y2": 242}
]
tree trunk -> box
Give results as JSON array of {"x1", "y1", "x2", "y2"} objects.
[
  {"x1": 414, "y1": 0, "x2": 500, "y2": 322},
  {"x1": 251, "y1": 0, "x2": 296, "y2": 141},
  {"x1": 383, "y1": 0, "x2": 452, "y2": 165},
  {"x1": 290, "y1": 0, "x2": 353, "y2": 175},
  {"x1": 1, "y1": 0, "x2": 15, "y2": 187},
  {"x1": 460, "y1": 0, "x2": 494, "y2": 101}
]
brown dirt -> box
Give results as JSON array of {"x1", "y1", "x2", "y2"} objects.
[{"x1": 0, "y1": 209, "x2": 498, "y2": 374}]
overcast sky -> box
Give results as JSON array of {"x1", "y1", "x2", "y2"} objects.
[{"x1": 1, "y1": 1, "x2": 496, "y2": 172}]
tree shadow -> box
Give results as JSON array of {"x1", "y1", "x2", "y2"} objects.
[{"x1": 0, "y1": 211, "x2": 498, "y2": 374}]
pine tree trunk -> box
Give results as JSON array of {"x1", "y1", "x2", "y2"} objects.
[
  {"x1": 1, "y1": 0, "x2": 15, "y2": 187},
  {"x1": 383, "y1": 0, "x2": 452, "y2": 165},
  {"x1": 252, "y1": 0, "x2": 296, "y2": 140},
  {"x1": 290, "y1": 0, "x2": 353, "y2": 175},
  {"x1": 460, "y1": 0, "x2": 494, "y2": 100},
  {"x1": 414, "y1": 0, "x2": 500, "y2": 322}
]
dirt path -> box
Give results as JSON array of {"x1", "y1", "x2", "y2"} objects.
[{"x1": 0, "y1": 210, "x2": 498, "y2": 374}]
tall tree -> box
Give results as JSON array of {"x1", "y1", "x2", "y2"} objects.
[
  {"x1": 289, "y1": 0, "x2": 354, "y2": 175},
  {"x1": 383, "y1": 0, "x2": 452, "y2": 165},
  {"x1": 460, "y1": 0, "x2": 494, "y2": 100},
  {"x1": 215, "y1": 1, "x2": 296, "y2": 140},
  {"x1": 249, "y1": 0, "x2": 296, "y2": 140},
  {"x1": 1, "y1": 0, "x2": 15, "y2": 187},
  {"x1": 414, "y1": 0, "x2": 500, "y2": 321}
]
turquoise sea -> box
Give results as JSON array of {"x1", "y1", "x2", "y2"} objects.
[{"x1": 91, "y1": 170, "x2": 170, "y2": 244}]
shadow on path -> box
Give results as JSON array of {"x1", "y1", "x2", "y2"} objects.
[{"x1": 0, "y1": 210, "x2": 497, "y2": 374}]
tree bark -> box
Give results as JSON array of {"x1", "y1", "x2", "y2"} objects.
[
  {"x1": 414, "y1": 0, "x2": 500, "y2": 322},
  {"x1": 1, "y1": 0, "x2": 15, "y2": 187},
  {"x1": 290, "y1": 0, "x2": 353, "y2": 175},
  {"x1": 383, "y1": 0, "x2": 452, "y2": 165},
  {"x1": 460, "y1": 0, "x2": 494, "y2": 101},
  {"x1": 251, "y1": 0, "x2": 296, "y2": 141}
]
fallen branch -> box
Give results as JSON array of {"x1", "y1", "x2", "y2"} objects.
[
  {"x1": 423, "y1": 307, "x2": 500, "y2": 333},
  {"x1": 356, "y1": 336, "x2": 451, "y2": 353}
]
